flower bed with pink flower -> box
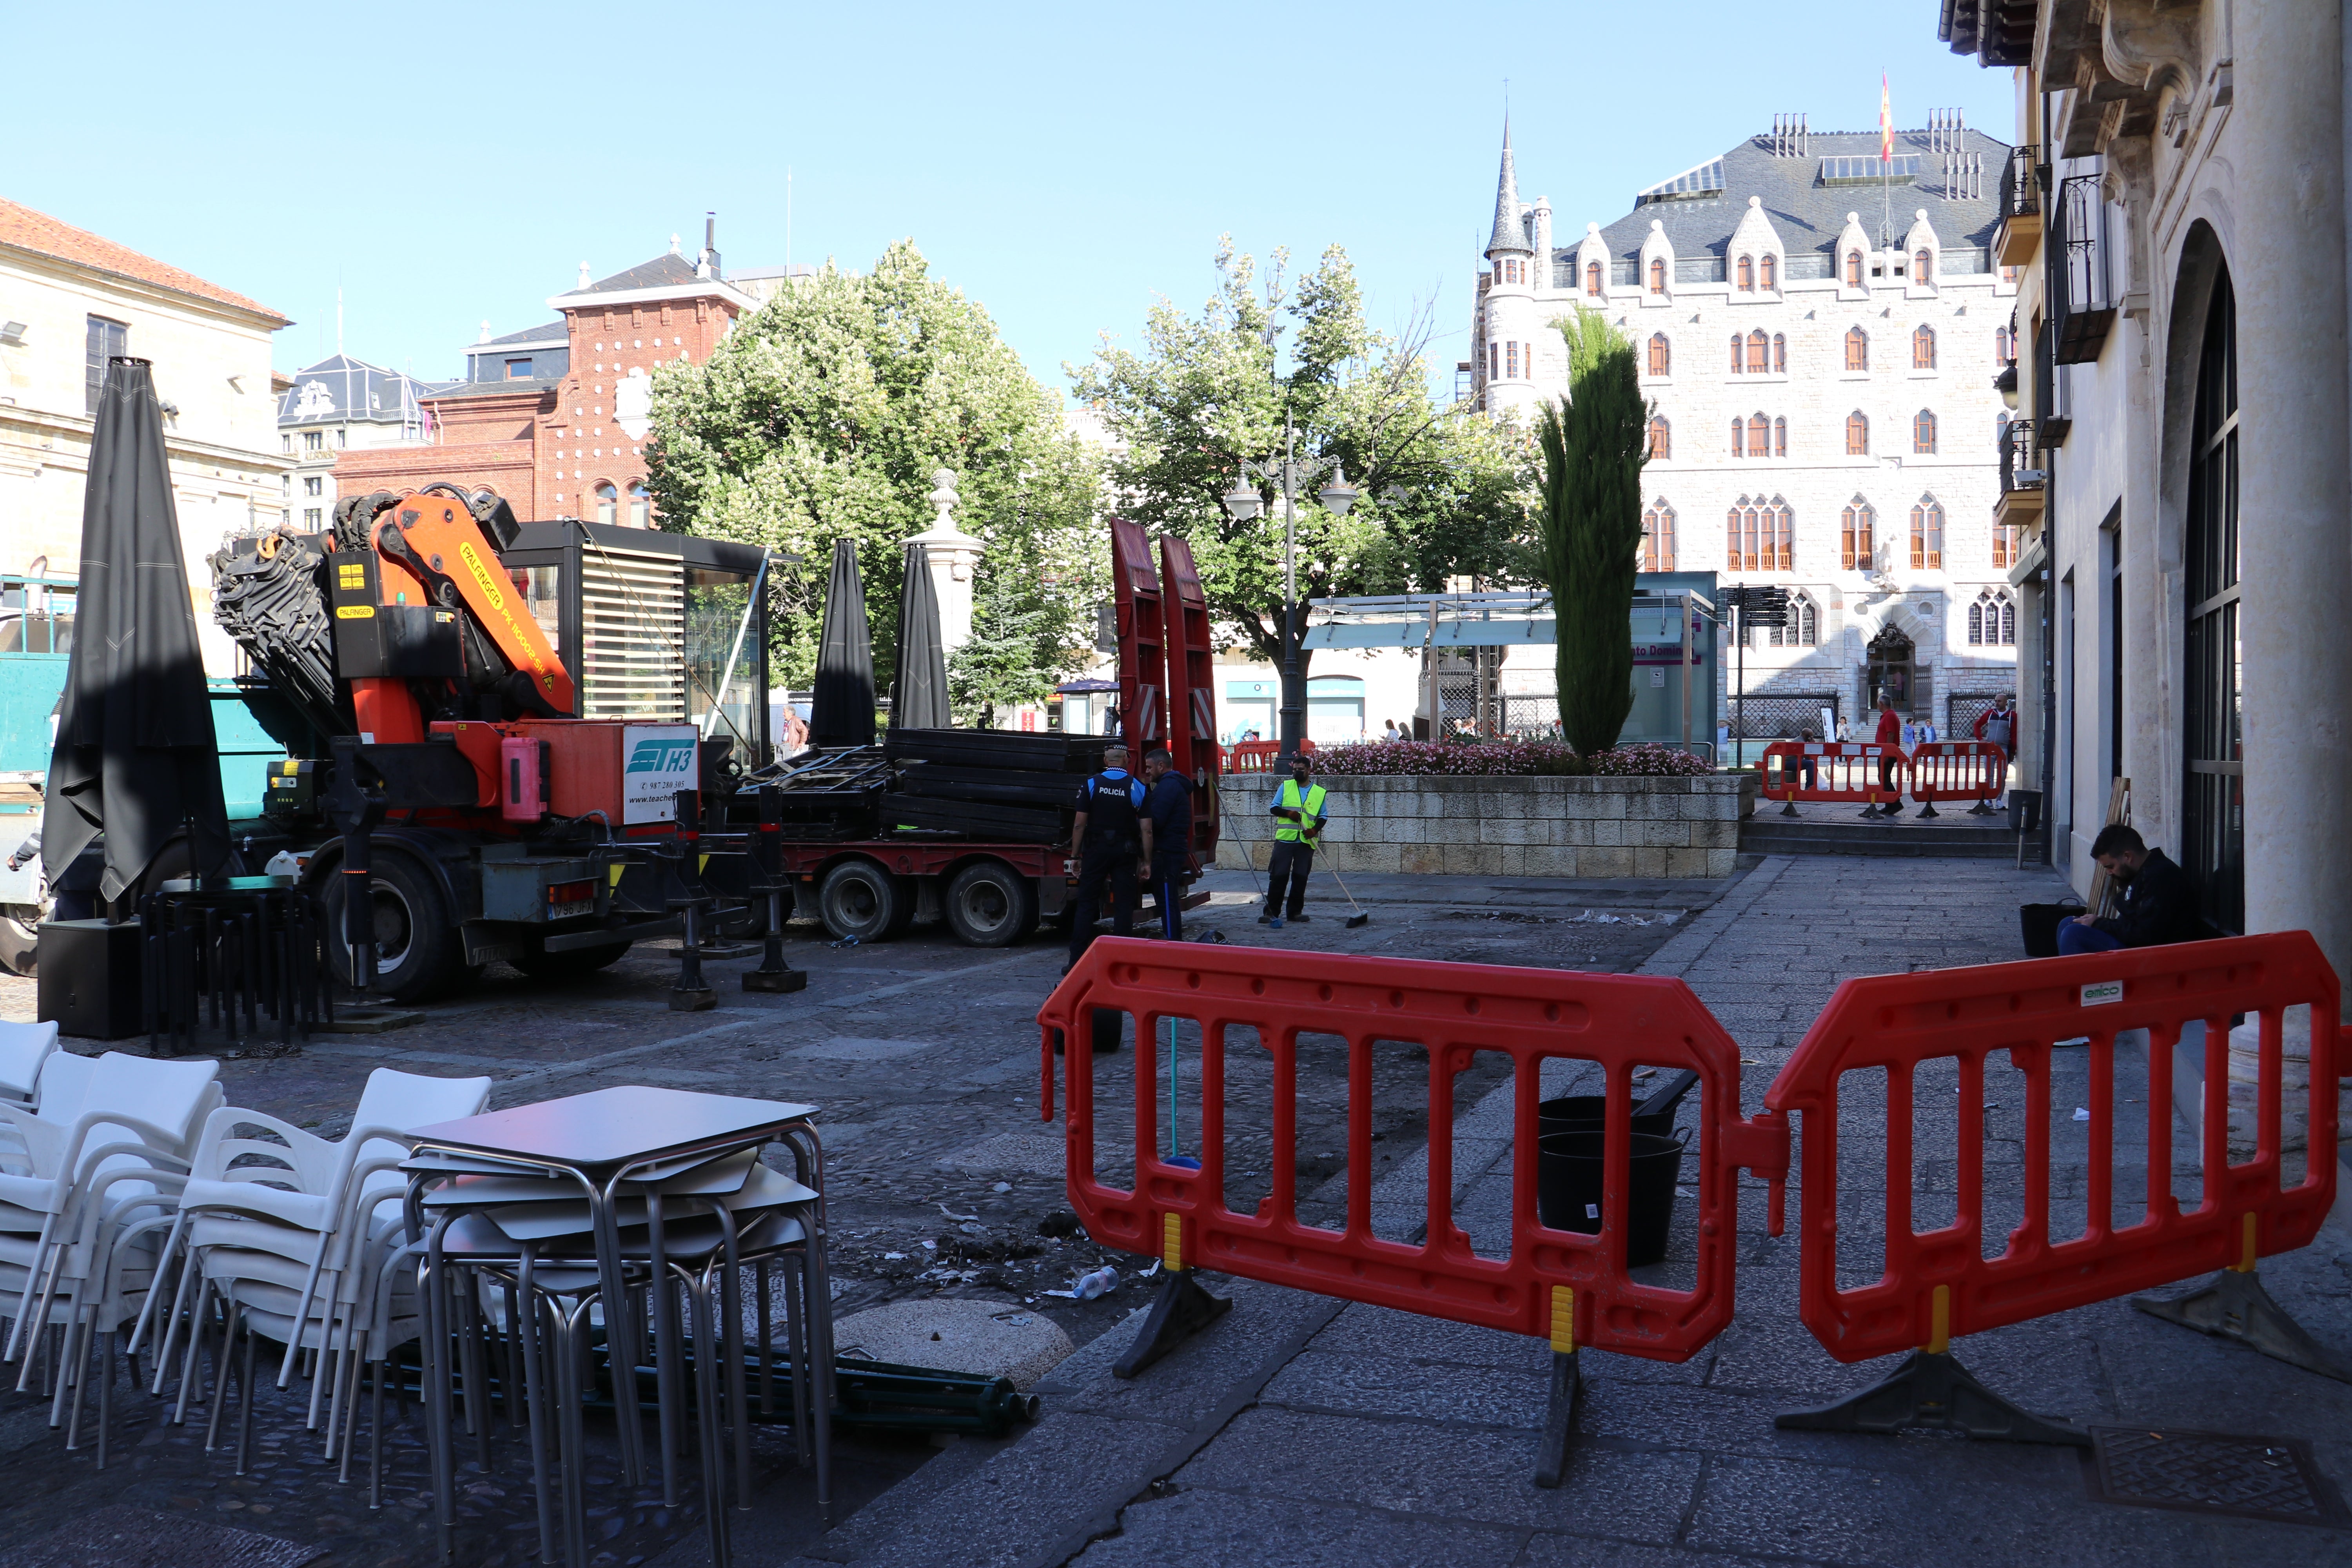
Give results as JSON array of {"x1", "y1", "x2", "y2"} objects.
[{"x1": 1308, "y1": 739, "x2": 1713, "y2": 778}]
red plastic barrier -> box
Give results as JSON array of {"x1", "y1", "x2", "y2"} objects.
[
  {"x1": 1765, "y1": 933, "x2": 2343, "y2": 1365},
  {"x1": 1039, "y1": 937, "x2": 1788, "y2": 1356},
  {"x1": 1758, "y1": 741, "x2": 1904, "y2": 807},
  {"x1": 1906, "y1": 740, "x2": 2004, "y2": 805},
  {"x1": 1222, "y1": 739, "x2": 1315, "y2": 773}
]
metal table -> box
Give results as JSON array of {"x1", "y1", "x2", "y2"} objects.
[{"x1": 403, "y1": 1085, "x2": 828, "y2": 1564}]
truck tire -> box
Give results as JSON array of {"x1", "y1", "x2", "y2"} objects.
[
  {"x1": 817, "y1": 860, "x2": 904, "y2": 943},
  {"x1": 321, "y1": 853, "x2": 468, "y2": 1004},
  {"x1": 0, "y1": 907, "x2": 38, "y2": 977},
  {"x1": 943, "y1": 861, "x2": 1037, "y2": 947},
  {"x1": 514, "y1": 942, "x2": 632, "y2": 980}
]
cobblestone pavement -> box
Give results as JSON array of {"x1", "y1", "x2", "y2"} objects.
[
  {"x1": 737, "y1": 854, "x2": 2352, "y2": 1568},
  {"x1": 0, "y1": 863, "x2": 1714, "y2": 1566}
]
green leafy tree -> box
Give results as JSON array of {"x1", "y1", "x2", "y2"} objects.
[
  {"x1": 1069, "y1": 239, "x2": 1528, "y2": 675},
  {"x1": 646, "y1": 241, "x2": 1104, "y2": 699},
  {"x1": 1535, "y1": 308, "x2": 1651, "y2": 755}
]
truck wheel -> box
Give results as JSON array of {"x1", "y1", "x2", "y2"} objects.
[
  {"x1": 514, "y1": 942, "x2": 631, "y2": 980},
  {"x1": 0, "y1": 907, "x2": 38, "y2": 977},
  {"x1": 321, "y1": 853, "x2": 467, "y2": 1004},
  {"x1": 817, "y1": 860, "x2": 904, "y2": 943},
  {"x1": 943, "y1": 861, "x2": 1037, "y2": 947}
]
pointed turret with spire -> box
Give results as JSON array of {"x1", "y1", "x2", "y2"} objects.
[{"x1": 1486, "y1": 120, "x2": 1533, "y2": 259}]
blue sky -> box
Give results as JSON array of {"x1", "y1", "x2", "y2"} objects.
[{"x1": 11, "y1": 3, "x2": 2014, "y2": 394}]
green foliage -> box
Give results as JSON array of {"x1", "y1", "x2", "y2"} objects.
[
  {"x1": 1536, "y1": 309, "x2": 1651, "y2": 757},
  {"x1": 947, "y1": 589, "x2": 1053, "y2": 719},
  {"x1": 1069, "y1": 239, "x2": 1530, "y2": 669},
  {"x1": 645, "y1": 241, "x2": 1105, "y2": 696}
]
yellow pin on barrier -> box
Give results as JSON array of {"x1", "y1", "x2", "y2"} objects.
[
  {"x1": 1549, "y1": 1285, "x2": 1575, "y2": 1355},
  {"x1": 1162, "y1": 1213, "x2": 1183, "y2": 1273},
  {"x1": 1927, "y1": 1283, "x2": 1951, "y2": 1355}
]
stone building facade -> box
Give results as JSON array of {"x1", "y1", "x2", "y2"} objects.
[
  {"x1": 336, "y1": 232, "x2": 757, "y2": 524},
  {"x1": 1938, "y1": 1, "x2": 2348, "y2": 981},
  {"x1": 1473, "y1": 122, "x2": 2022, "y2": 742},
  {"x1": 0, "y1": 196, "x2": 290, "y2": 672}
]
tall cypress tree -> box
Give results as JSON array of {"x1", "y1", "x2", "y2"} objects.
[{"x1": 1537, "y1": 309, "x2": 1651, "y2": 756}]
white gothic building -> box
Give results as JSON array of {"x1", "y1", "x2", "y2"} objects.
[{"x1": 1473, "y1": 120, "x2": 2022, "y2": 744}]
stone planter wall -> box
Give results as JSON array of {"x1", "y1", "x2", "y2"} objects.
[{"x1": 1214, "y1": 773, "x2": 1752, "y2": 878}]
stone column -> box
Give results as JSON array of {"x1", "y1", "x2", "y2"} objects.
[
  {"x1": 2238, "y1": 3, "x2": 2352, "y2": 990},
  {"x1": 902, "y1": 468, "x2": 985, "y2": 655}
]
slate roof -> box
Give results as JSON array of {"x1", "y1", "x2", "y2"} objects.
[
  {"x1": 575, "y1": 253, "x2": 704, "y2": 294},
  {"x1": 0, "y1": 196, "x2": 288, "y2": 322},
  {"x1": 1579, "y1": 125, "x2": 2013, "y2": 268},
  {"x1": 422, "y1": 374, "x2": 564, "y2": 403},
  {"x1": 277, "y1": 354, "x2": 435, "y2": 425},
  {"x1": 1486, "y1": 123, "x2": 1531, "y2": 256},
  {"x1": 483, "y1": 320, "x2": 565, "y2": 345}
]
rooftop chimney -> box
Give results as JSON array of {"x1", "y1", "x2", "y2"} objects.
[
  {"x1": 700, "y1": 212, "x2": 720, "y2": 279},
  {"x1": 1769, "y1": 113, "x2": 1809, "y2": 157}
]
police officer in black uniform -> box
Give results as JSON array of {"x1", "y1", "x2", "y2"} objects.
[
  {"x1": 1067, "y1": 743, "x2": 1150, "y2": 968},
  {"x1": 1142, "y1": 747, "x2": 1192, "y2": 940}
]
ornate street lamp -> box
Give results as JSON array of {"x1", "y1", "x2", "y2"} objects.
[{"x1": 1221, "y1": 411, "x2": 1354, "y2": 762}]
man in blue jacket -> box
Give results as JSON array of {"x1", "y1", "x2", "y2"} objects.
[
  {"x1": 1142, "y1": 748, "x2": 1192, "y2": 940},
  {"x1": 1067, "y1": 744, "x2": 1151, "y2": 967}
]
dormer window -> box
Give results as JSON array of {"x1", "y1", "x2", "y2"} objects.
[
  {"x1": 1649, "y1": 258, "x2": 1666, "y2": 294},
  {"x1": 1846, "y1": 250, "x2": 1864, "y2": 288},
  {"x1": 1737, "y1": 255, "x2": 1754, "y2": 292},
  {"x1": 1586, "y1": 261, "x2": 1602, "y2": 296},
  {"x1": 1914, "y1": 248, "x2": 1934, "y2": 283},
  {"x1": 1760, "y1": 253, "x2": 1777, "y2": 290}
]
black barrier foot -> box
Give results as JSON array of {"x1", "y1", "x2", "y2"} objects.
[
  {"x1": 1968, "y1": 799, "x2": 1996, "y2": 815},
  {"x1": 1916, "y1": 801, "x2": 1939, "y2": 818},
  {"x1": 1779, "y1": 800, "x2": 1800, "y2": 817},
  {"x1": 1112, "y1": 1270, "x2": 1231, "y2": 1380},
  {"x1": 1532, "y1": 1350, "x2": 1581, "y2": 1488},
  {"x1": 1774, "y1": 1349, "x2": 2089, "y2": 1446},
  {"x1": 2133, "y1": 1268, "x2": 2352, "y2": 1383}
]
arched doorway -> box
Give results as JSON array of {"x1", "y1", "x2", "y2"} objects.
[{"x1": 1866, "y1": 624, "x2": 1915, "y2": 714}]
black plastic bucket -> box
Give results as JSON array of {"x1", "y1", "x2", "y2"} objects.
[
  {"x1": 1538, "y1": 1094, "x2": 1679, "y2": 1142},
  {"x1": 1537, "y1": 1130, "x2": 1688, "y2": 1265}
]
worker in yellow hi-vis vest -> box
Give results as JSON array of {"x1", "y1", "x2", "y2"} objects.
[{"x1": 1259, "y1": 755, "x2": 1328, "y2": 929}]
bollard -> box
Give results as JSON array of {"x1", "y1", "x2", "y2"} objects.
[
  {"x1": 744, "y1": 787, "x2": 807, "y2": 995},
  {"x1": 668, "y1": 788, "x2": 717, "y2": 1011}
]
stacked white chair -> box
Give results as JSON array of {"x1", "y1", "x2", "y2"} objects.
[
  {"x1": 0, "y1": 1020, "x2": 59, "y2": 1105},
  {"x1": 134, "y1": 1068, "x2": 491, "y2": 1482}
]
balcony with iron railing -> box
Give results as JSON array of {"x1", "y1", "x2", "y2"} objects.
[
  {"x1": 1995, "y1": 418, "x2": 2045, "y2": 528},
  {"x1": 2050, "y1": 173, "x2": 2117, "y2": 365},
  {"x1": 1996, "y1": 143, "x2": 2042, "y2": 267}
]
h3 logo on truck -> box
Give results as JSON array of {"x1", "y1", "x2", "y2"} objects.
[{"x1": 621, "y1": 724, "x2": 700, "y2": 824}]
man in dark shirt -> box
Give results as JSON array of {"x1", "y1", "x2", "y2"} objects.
[
  {"x1": 1067, "y1": 744, "x2": 1150, "y2": 968},
  {"x1": 1141, "y1": 748, "x2": 1192, "y2": 940},
  {"x1": 2057, "y1": 823, "x2": 2202, "y2": 954}
]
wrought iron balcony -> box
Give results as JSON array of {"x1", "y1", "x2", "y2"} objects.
[{"x1": 1995, "y1": 144, "x2": 2042, "y2": 268}]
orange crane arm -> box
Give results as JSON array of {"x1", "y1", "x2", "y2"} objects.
[{"x1": 368, "y1": 494, "x2": 577, "y2": 714}]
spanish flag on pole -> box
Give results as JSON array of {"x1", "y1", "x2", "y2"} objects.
[{"x1": 1880, "y1": 75, "x2": 1893, "y2": 162}]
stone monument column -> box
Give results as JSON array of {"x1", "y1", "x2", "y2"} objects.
[{"x1": 904, "y1": 468, "x2": 985, "y2": 655}]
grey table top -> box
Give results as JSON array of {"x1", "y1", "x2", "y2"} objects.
[{"x1": 406, "y1": 1084, "x2": 818, "y2": 1171}]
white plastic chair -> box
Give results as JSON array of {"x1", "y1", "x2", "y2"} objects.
[{"x1": 0, "y1": 1021, "x2": 58, "y2": 1105}]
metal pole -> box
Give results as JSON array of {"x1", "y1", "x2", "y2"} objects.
[
  {"x1": 1679, "y1": 593, "x2": 1692, "y2": 756},
  {"x1": 1277, "y1": 413, "x2": 1305, "y2": 764},
  {"x1": 1734, "y1": 604, "x2": 1747, "y2": 770}
]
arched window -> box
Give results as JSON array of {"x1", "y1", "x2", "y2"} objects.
[
  {"x1": 1910, "y1": 495, "x2": 1945, "y2": 569},
  {"x1": 1746, "y1": 329, "x2": 1769, "y2": 373},
  {"x1": 2001, "y1": 599, "x2": 2016, "y2": 644},
  {"x1": 1647, "y1": 333, "x2": 1670, "y2": 376},
  {"x1": 1768, "y1": 497, "x2": 1793, "y2": 569},
  {"x1": 1773, "y1": 416, "x2": 1788, "y2": 458},
  {"x1": 1841, "y1": 497, "x2": 1877, "y2": 570},
  {"x1": 1748, "y1": 412, "x2": 1769, "y2": 456},
  {"x1": 1760, "y1": 253, "x2": 1777, "y2": 291},
  {"x1": 1770, "y1": 590, "x2": 1817, "y2": 647},
  {"x1": 1912, "y1": 408, "x2": 1938, "y2": 454},
  {"x1": 1845, "y1": 326, "x2": 1869, "y2": 371},
  {"x1": 1846, "y1": 249, "x2": 1864, "y2": 288},
  {"x1": 1914, "y1": 248, "x2": 1933, "y2": 283},
  {"x1": 1647, "y1": 415, "x2": 1671, "y2": 459},
  {"x1": 1737, "y1": 255, "x2": 1754, "y2": 292},
  {"x1": 594, "y1": 481, "x2": 617, "y2": 526},
  {"x1": 1994, "y1": 325, "x2": 2013, "y2": 364},
  {"x1": 1648, "y1": 258, "x2": 1666, "y2": 294},
  {"x1": 1730, "y1": 334, "x2": 1744, "y2": 374},
  {"x1": 627, "y1": 480, "x2": 650, "y2": 527},
  {"x1": 1845, "y1": 410, "x2": 1869, "y2": 455},
  {"x1": 1968, "y1": 600, "x2": 1985, "y2": 644},
  {"x1": 1772, "y1": 332, "x2": 1787, "y2": 373},
  {"x1": 1730, "y1": 418, "x2": 1745, "y2": 457},
  {"x1": 1642, "y1": 501, "x2": 1677, "y2": 572},
  {"x1": 1586, "y1": 261, "x2": 1602, "y2": 296},
  {"x1": 1969, "y1": 591, "x2": 2018, "y2": 646},
  {"x1": 1912, "y1": 324, "x2": 1937, "y2": 369},
  {"x1": 1728, "y1": 497, "x2": 1764, "y2": 572}
]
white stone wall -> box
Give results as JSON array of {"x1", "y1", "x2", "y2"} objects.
[
  {"x1": 1215, "y1": 772, "x2": 1751, "y2": 879},
  {"x1": 0, "y1": 249, "x2": 289, "y2": 673},
  {"x1": 1475, "y1": 186, "x2": 2020, "y2": 732}
]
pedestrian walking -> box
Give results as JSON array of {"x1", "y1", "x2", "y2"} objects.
[
  {"x1": 1916, "y1": 714, "x2": 1939, "y2": 744},
  {"x1": 2056, "y1": 825, "x2": 2201, "y2": 954},
  {"x1": 1974, "y1": 693, "x2": 2018, "y2": 802},
  {"x1": 1141, "y1": 748, "x2": 1192, "y2": 940},
  {"x1": 1865, "y1": 693, "x2": 1903, "y2": 818},
  {"x1": 1795, "y1": 727, "x2": 1819, "y2": 790},
  {"x1": 1382, "y1": 719, "x2": 1401, "y2": 743},
  {"x1": 1065, "y1": 744, "x2": 1150, "y2": 969},
  {"x1": 1259, "y1": 754, "x2": 1328, "y2": 928}
]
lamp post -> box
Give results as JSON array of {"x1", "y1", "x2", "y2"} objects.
[{"x1": 1220, "y1": 410, "x2": 1357, "y2": 762}]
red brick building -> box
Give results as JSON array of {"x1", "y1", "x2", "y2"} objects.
[{"x1": 337, "y1": 237, "x2": 755, "y2": 523}]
